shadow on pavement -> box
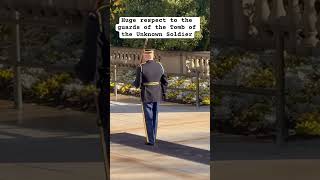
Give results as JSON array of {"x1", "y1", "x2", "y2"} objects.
[
  {"x1": 0, "y1": 114, "x2": 103, "y2": 163},
  {"x1": 0, "y1": 130, "x2": 104, "y2": 163},
  {"x1": 213, "y1": 134, "x2": 320, "y2": 161},
  {"x1": 111, "y1": 132, "x2": 210, "y2": 165}
]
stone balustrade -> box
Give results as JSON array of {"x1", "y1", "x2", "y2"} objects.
[
  {"x1": 184, "y1": 52, "x2": 210, "y2": 77},
  {"x1": 110, "y1": 47, "x2": 210, "y2": 78},
  {"x1": 213, "y1": 0, "x2": 320, "y2": 55}
]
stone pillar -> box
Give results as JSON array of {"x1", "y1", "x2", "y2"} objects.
[
  {"x1": 269, "y1": 0, "x2": 286, "y2": 23},
  {"x1": 232, "y1": 0, "x2": 249, "y2": 42},
  {"x1": 255, "y1": 0, "x2": 270, "y2": 24},
  {"x1": 213, "y1": 0, "x2": 234, "y2": 42},
  {"x1": 254, "y1": 0, "x2": 271, "y2": 39},
  {"x1": 316, "y1": 3, "x2": 320, "y2": 47},
  {"x1": 13, "y1": 11, "x2": 23, "y2": 111},
  {"x1": 205, "y1": 59, "x2": 210, "y2": 77},
  {"x1": 287, "y1": 0, "x2": 302, "y2": 50},
  {"x1": 302, "y1": 0, "x2": 318, "y2": 47}
]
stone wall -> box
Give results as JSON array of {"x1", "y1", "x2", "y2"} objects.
[{"x1": 110, "y1": 47, "x2": 210, "y2": 78}]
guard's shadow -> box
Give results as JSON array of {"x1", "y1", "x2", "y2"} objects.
[
  {"x1": 213, "y1": 133, "x2": 320, "y2": 161},
  {"x1": 111, "y1": 132, "x2": 210, "y2": 165},
  {"x1": 0, "y1": 130, "x2": 104, "y2": 163}
]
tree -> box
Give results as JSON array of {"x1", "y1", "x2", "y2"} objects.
[{"x1": 111, "y1": 0, "x2": 209, "y2": 51}]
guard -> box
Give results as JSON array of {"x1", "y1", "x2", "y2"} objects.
[
  {"x1": 134, "y1": 49, "x2": 168, "y2": 146},
  {"x1": 74, "y1": 0, "x2": 110, "y2": 179}
]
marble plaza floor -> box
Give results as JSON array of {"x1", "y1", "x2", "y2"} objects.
[
  {"x1": 110, "y1": 95, "x2": 210, "y2": 180},
  {"x1": 2, "y1": 95, "x2": 320, "y2": 180},
  {"x1": 0, "y1": 95, "x2": 210, "y2": 180}
]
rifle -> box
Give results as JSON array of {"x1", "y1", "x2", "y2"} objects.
[
  {"x1": 95, "y1": 2, "x2": 110, "y2": 180},
  {"x1": 137, "y1": 38, "x2": 148, "y2": 89},
  {"x1": 75, "y1": 1, "x2": 109, "y2": 179}
]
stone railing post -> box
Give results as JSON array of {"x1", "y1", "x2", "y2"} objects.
[
  {"x1": 137, "y1": 52, "x2": 141, "y2": 66},
  {"x1": 316, "y1": 2, "x2": 320, "y2": 47},
  {"x1": 287, "y1": 0, "x2": 302, "y2": 50},
  {"x1": 213, "y1": 0, "x2": 234, "y2": 41},
  {"x1": 288, "y1": 0, "x2": 302, "y2": 27},
  {"x1": 254, "y1": 0, "x2": 271, "y2": 38},
  {"x1": 232, "y1": 0, "x2": 249, "y2": 42},
  {"x1": 269, "y1": 0, "x2": 286, "y2": 23},
  {"x1": 302, "y1": 0, "x2": 318, "y2": 47},
  {"x1": 13, "y1": 11, "x2": 23, "y2": 111},
  {"x1": 205, "y1": 59, "x2": 210, "y2": 77}
]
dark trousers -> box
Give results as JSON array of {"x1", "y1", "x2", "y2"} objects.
[{"x1": 142, "y1": 102, "x2": 159, "y2": 144}]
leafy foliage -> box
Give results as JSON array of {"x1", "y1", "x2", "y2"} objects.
[
  {"x1": 296, "y1": 112, "x2": 320, "y2": 136},
  {"x1": 110, "y1": 68, "x2": 209, "y2": 104},
  {"x1": 111, "y1": 0, "x2": 209, "y2": 51},
  {"x1": 32, "y1": 73, "x2": 72, "y2": 101},
  {"x1": 0, "y1": 69, "x2": 14, "y2": 96},
  {"x1": 211, "y1": 48, "x2": 257, "y2": 80},
  {"x1": 0, "y1": 25, "x2": 11, "y2": 42},
  {"x1": 232, "y1": 101, "x2": 273, "y2": 134},
  {"x1": 245, "y1": 68, "x2": 275, "y2": 88}
]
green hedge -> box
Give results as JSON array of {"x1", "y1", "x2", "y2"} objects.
[
  {"x1": 110, "y1": 68, "x2": 210, "y2": 105},
  {"x1": 212, "y1": 48, "x2": 320, "y2": 137},
  {"x1": 296, "y1": 112, "x2": 320, "y2": 136}
]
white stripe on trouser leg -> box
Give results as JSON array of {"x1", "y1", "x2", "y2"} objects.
[
  {"x1": 141, "y1": 104, "x2": 149, "y2": 143},
  {"x1": 154, "y1": 102, "x2": 158, "y2": 143}
]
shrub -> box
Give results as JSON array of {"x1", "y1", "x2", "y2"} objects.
[
  {"x1": 32, "y1": 73, "x2": 72, "y2": 102},
  {"x1": 245, "y1": 68, "x2": 275, "y2": 88},
  {"x1": 76, "y1": 85, "x2": 97, "y2": 110},
  {"x1": 0, "y1": 69, "x2": 14, "y2": 96},
  {"x1": 233, "y1": 102, "x2": 273, "y2": 134},
  {"x1": 78, "y1": 85, "x2": 97, "y2": 98},
  {"x1": 201, "y1": 96, "x2": 210, "y2": 105},
  {"x1": 110, "y1": 82, "x2": 115, "y2": 91},
  {"x1": 0, "y1": 69, "x2": 14, "y2": 86},
  {"x1": 119, "y1": 84, "x2": 133, "y2": 94},
  {"x1": 111, "y1": 69, "x2": 210, "y2": 105},
  {"x1": 295, "y1": 112, "x2": 320, "y2": 136}
]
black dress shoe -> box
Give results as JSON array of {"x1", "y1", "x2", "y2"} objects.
[{"x1": 145, "y1": 142, "x2": 154, "y2": 146}]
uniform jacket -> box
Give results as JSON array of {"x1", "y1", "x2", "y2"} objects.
[
  {"x1": 75, "y1": 10, "x2": 107, "y2": 84},
  {"x1": 134, "y1": 60, "x2": 168, "y2": 102}
]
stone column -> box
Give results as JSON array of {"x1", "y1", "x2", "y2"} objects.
[
  {"x1": 254, "y1": 0, "x2": 271, "y2": 39},
  {"x1": 302, "y1": 0, "x2": 318, "y2": 47},
  {"x1": 205, "y1": 59, "x2": 210, "y2": 77},
  {"x1": 213, "y1": 0, "x2": 234, "y2": 42},
  {"x1": 255, "y1": 0, "x2": 270, "y2": 24},
  {"x1": 232, "y1": 0, "x2": 249, "y2": 42},
  {"x1": 269, "y1": 0, "x2": 286, "y2": 23},
  {"x1": 316, "y1": 3, "x2": 320, "y2": 47},
  {"x1": 287, "y1": 0, "x2": 302, "y2": 50}
]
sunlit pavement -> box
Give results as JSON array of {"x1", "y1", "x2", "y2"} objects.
[
  {"x1": 2, "y1": 96, "x2": 320, "y2": 180},
  {"x1": 110, "y1": 95, "x2": 210, "y2": 180},
  {"x1": 213, "y1": 133, "x2": 320, "y2": 180},
  {"x1": 0, "y1": 96, "x2": 210, "y2": 180},
  {"x1": 0, "y1": 100, "x2": 105, "y2": 180}
]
